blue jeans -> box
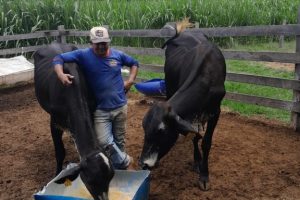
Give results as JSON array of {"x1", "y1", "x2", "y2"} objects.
[{"x1": 94, "y1": 105, "x2": 130, "y2": 169}]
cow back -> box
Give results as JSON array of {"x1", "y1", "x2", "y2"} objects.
[
  {"x1": 164, "y1": 31, "x2": 226, "y2": 118},
  {"x1": 164, "y1": 32, "x2": 209, "y2": 97},
  {"x1": 33, "y1": 42, "x2": 77, "y2": 114}
]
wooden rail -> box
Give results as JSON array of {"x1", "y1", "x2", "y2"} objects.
[
  {"x1": 2, "y1": 45, "x2": 300, "y2": 64},
  {"x1": 138, "y1": 64, "x2": 300, "y2": 90},
  {"x1": 2, "y1": 24, "x2": 298, "y2": 42},
  {"x1": 1, "y1": 12, "x2": 300, "y2": 130}
]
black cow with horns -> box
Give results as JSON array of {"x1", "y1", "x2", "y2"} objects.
[
  {"x1": 34, "y1": 42, "x2": 114, "y2": 200},
  {"x1": 139, "y1": 20, "x2": 226, "y2": 190}
]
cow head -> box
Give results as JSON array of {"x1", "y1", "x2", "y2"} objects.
[
  {"x1": 54, "y1": 151, "x2": 114, "y2": 200},
  {"x1": 139, "y1": 102, "x2": 198, "y2": 170}
]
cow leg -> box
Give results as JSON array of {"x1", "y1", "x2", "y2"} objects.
[
  {"x1": 198, "y1": 109, "x2": 220, "y2": 191},
  {"x1": 50, "y1": 118, "x2": 65, "y2": 175},
  {"x1": 192, "y1": 133, "x2": 202, "y2": 173}
]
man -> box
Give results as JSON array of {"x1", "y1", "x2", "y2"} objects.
[{"x1": 52, "y1": 26, "x2": 138, "y2": 169}]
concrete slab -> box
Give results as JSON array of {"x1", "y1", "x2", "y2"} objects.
[{"x1": 0, "y1": 56, "x2": 34, "y2": 86}]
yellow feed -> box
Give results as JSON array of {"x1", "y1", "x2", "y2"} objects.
[
  {"x1": 109, "y1": 188, "x2": 131, "y2": 200},
  {"x1": 64, "y1": 179, "x2": 72, "y2": 187},
  {"x1": 67, "y1": 185, "x2": 131, "y2": 200}
]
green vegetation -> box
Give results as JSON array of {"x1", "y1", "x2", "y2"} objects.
[
  {"x1": 1, "y1": 0, "x2": 300, "y2": 47},
  {"x1": 225, "y1": 59, "x2": 294, "y2": 122},
  {"x1": 226, "y1": 39, "x2": 296, "y2": 53},
  {"x1": 222, "y1": 100, "x2": 291, "y2": 122},
  {"x1": 227, "y1": 60, "x2": 294, "y2": 79},
  {"x1": 1, "y1": 0, "x2": 299, "y2": 33}
]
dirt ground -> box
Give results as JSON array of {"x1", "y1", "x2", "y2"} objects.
[{"x1": 1, "y1": 84, "x2": 300, "y2": 200}]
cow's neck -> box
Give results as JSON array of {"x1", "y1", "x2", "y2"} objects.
[
  {"x1": 66, "y1": 87, "x2": 98, "y2": 158},
  {"x1": 69, "y1": 115, "x2": 98, "y2": 157},
  {"x1": 168, "y1": 96, "x2": 190, "y2": 119},
  {"x1": 168, "y1": 88, "x2": 205, "y2": 120}
]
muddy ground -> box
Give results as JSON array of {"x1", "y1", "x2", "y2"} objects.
[{"x1": 1, "y1": 84, "x2": 300, "y2": 200}]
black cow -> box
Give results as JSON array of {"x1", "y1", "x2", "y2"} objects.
[
  {"x1": 34, "y1": 42, "x2": 114, "y2": 200},
  {"x1": 139, "y1": 22, "x2": 226, "y2": 190}
]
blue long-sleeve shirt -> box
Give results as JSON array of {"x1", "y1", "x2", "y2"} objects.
[{"x1": 53, "y1": 48, "x2": 139, "y2": 110}]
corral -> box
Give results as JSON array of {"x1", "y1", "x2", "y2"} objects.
[
  {"x1": 1, "y1": 84, "x2": 300, "y2": 200},
  {"x1": 2, "y1": 22, "x2": 300, "y2": 129},
  {"x1": 1, "y1": 13, "x2": 300, "y2": 199}
]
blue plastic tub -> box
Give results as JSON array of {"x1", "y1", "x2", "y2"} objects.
[
  {"x1": 134, "y1": 79, "x2": 166, "y2": 96},
  {"x1": 34, "y1": 169, "x2": 150, "y2": 200}
]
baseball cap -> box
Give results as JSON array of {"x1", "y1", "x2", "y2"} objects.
[{"x1": 90, "y1": 26, "x2": 111, "y2": 43}]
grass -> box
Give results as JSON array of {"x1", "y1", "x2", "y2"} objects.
[
  {"x1": 222, "y1": 100, "x2": 291, "y2": 122},
  {"x1": 227, "y1": 60, "x2": 294, "y2": 79},
  {"x1": 225, "y1": 39, "x2": 296, "y2": 53},
  {"x1": 220, "y1": 41, "x2": 295, "y2": 123},
  {"x1": 224, "y1": 59, "x2": 294, "y2": 123}
]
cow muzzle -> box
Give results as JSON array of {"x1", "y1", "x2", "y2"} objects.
[
  {"x1": 139, "y1": 161, "x2": 159, "y2": 170},
  {"x1": 139, "y1": 161, "x2": 150, "y2": 170},
  {"x1": 138, "y1": 153, "x2": 159, "y2": 170},
  {"x1": 97, "y1": 192, "x2": 109, "y2": 200}
]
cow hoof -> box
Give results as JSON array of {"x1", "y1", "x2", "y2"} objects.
[
  {"x1": 198, "y1": 178, "x2": 210, "y2": 191},
  {"x1": 199, "y1": 180, "x2": 210, "y2": 191}
]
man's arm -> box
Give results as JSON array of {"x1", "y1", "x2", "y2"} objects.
[
  {"x1": 120, "y1": 51, "x2": 139, "y2": 92},
  {"x1": 124, "y1": 65, "x2": 138, "y2": 92},
  {"x1": 52, "y1": 51, "x2": 80, "y2": 86},
  {"x1": 54, "y1": 63, "x2": 74, "y2": 86}
]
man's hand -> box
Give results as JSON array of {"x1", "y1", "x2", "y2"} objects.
[
  {"x1": 54, "y1": 64, "x2": 74, "y2": 86},
  {"x1": 124, "y1": 65, "x2": 138, "y2": 93},
  {"x1": 124, "y1": 80, "x2": 134, "y2": 93},
  {"x1": 58, "y1": 73, "x2": 74, "y2": 86}
]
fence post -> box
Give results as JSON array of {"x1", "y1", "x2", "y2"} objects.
[
  {"x1": 279, "y1": 19, "x2": 286, "y2": 48},
  {"x1": 292, "y1": 7, "x2": 300, "y2": 132},
  {"x1": 57, "y1": 25, "x2": 66, "y2": 44}
]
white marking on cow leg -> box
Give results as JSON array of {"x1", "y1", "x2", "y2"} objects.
[
  {"x1": 143, "y1": 153, "x2": 158, "y2": 168},
  {"x1": 99, "y1": 152, "x2": 110, "y2": 167}
]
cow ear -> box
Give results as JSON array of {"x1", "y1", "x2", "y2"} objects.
[
  {"x1": 170, "y1": 113, "x2": 198, "y2": 135},
  {"x1": 54, "y1": 163, "x2": 81, "y2": 184}
]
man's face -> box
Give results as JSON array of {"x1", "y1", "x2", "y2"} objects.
[{"x1": 92, "y1": 42, "x2": 109, "y2": 56}]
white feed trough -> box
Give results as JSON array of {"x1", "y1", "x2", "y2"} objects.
[{"x1": 34, "y1": 168, "x2": 150, "y2": 200}]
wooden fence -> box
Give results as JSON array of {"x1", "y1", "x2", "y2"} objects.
[{"x1": 1, "y1": 12, "x2": 300, "y2": 131}]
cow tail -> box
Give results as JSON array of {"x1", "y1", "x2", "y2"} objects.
[
  {"x1": 162, "y1": 18, "x2": 194, "y2": 49},
  {"x1": 176, "y1": 18, "x2": 194, "y2": 34}
]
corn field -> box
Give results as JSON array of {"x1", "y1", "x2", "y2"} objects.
[{"x1": 1, "y1": 0, "x2": 300, "y2": 47}]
